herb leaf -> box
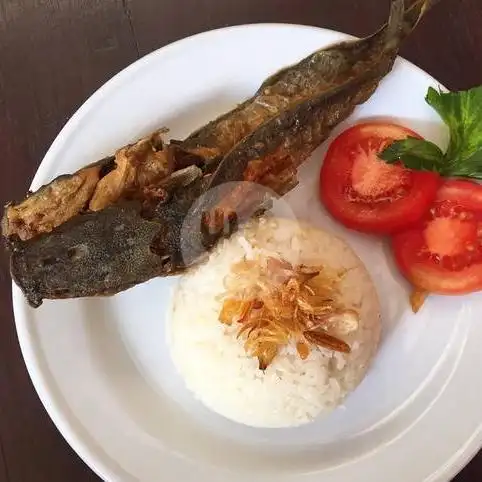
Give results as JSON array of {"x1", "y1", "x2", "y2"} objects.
[
  {"x1": 426, "y1": 86, "x2": 482, "y2": 166},
  {"x1": 381, "y1": 136, "x2": 445, "y2": 172},
  {"x1": 447, "y1": 150, "x2": 482, "y2": 180},
  {"x1": 379, "y1": 85, "x2": 482, "y2": 180}
]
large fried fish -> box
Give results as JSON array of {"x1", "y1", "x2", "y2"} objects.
[{"x1": 4, "y1": 0, "x2": 440, "y2": 307}]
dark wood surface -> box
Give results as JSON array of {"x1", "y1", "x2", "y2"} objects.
[{"x1": 0, "y1": 0, "x2": 481, "y2": 480}]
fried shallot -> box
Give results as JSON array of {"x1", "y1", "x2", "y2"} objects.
[{"x1": 218, "y1": 256, "x2": 359, "y2": 369}]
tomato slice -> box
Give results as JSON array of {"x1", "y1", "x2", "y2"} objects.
[
  {"x1": 319, "y1": 122, "x2": 440, "y2": 234},
  {"x1": 392, "y1": 180, "x2": 482, "y2": 294}
]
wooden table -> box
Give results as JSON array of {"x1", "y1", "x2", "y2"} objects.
[{"x1": 0, "y1": 0, "x2": 481, "y2": 480}]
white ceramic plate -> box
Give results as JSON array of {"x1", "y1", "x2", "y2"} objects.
[{"x1": 12, "y1": 24, "x2": 482, "y2": 482}]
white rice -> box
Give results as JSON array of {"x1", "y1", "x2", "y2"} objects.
[{"x1": 167, "y1": 217, "x2": 381, "y2": 428}]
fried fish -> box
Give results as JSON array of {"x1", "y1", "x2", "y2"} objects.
[{"x1": 3, "y1": 0, "x2": 441, "y2": 307}]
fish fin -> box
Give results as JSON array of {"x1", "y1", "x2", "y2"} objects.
[{"x1": 400, "y1": 0, "x2": 440, "y2": 37}]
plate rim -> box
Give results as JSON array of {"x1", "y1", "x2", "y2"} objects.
[{"x1": 11, "y1": 22, "x2": 482, "y2": 482}]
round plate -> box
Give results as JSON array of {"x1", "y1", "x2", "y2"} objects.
[{"x1": 12, "y1": 24, "x2": 482, "y2": 482}]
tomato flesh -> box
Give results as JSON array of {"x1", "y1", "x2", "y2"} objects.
[
  {"x1": 319, "y1": 122, "x2": 440, "y2": 234},
  {"x1": 392, "y1": 180, "x2": 482, "y2": 294}
]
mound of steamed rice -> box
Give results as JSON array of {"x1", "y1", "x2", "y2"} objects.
[{"x1": 167, "y1": 217, "x2": 380, "y2": 428}]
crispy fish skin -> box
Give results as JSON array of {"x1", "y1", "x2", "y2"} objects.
[
  {"x1": 2, "y1": 157, "x2": 115, "y2": 241},
  {"x1": 2, "y1": 129, "x2": 172, "y2": 241},
  {"x1": 181, "y1": 0, "x2": 435, "y2": 164},
  {"x1": 9, "y1": 175, "x2": 211, "y2": 308},
  {"x1": 9, "y1": 204, "x2": 174, "y2": 307},
  {"x1": 2, "y1": 0, "x2": 428, "y2": 242},
  {"x1": 204, "y1": 0, "x2": 432, "y2": 206},
  {"x1": 208, "y1": 69, "x2": 389, "y2": 219},
  {"x1": 5, "y1": 0, "x2": 439, "y2": 307}
]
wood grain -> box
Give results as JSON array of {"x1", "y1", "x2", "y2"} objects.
[{"x1": 0, "y1": 0, "x2": 480, "y2": 480}]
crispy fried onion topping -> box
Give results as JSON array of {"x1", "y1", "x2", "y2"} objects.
[{"x1": 218, "y1": 255, "x2": 359, "y2": 369}]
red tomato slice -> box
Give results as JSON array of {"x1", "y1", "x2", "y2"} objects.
[
  {"x1": 319, "y1": 122, "x2": 440, "y2": 234},
  {"x1": 392, "y1": 180, "x2": 482, "y2": 294}
]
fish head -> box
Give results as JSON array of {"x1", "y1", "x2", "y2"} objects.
[{"x1": 8, "y1": 203, "x2": 182, "y2": 307}]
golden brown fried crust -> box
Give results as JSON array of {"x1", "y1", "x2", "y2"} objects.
[
  {"x1": 184, "y1": 146, "x2": 221, "y2": 161},
  {"x1": 88, "y1": 150, "x2": 136, "y2": 212},
  {"x1": 3, "y1": 130, "x2": 171, "y2": 240},
  {"x1": 89, "y1": 135, "x2": 170, "y2": 211},
  {"x1": 2, "y1": 165, "x2": 102, "y2": 241},
  {"x1": 207, "y1": 139, "x2": 314, "y2": 224}
]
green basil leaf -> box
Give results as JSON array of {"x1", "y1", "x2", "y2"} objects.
[
  {"x1": 379, "y1": 136, "x2": 445, "y2": 172},
  {"x1": 426, "y1": 86, "x2": 482, "y2": 166}
]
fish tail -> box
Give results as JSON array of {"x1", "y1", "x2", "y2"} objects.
[
  {"x1": 401, "y1": 0, "x2": 442, "y2": 36},
  {"x1": 381, "y1": 0, "x2": 442, "y2": 50},
  {"x1": 385, "y1": 0, "x2": 406, "y2": 43}
]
